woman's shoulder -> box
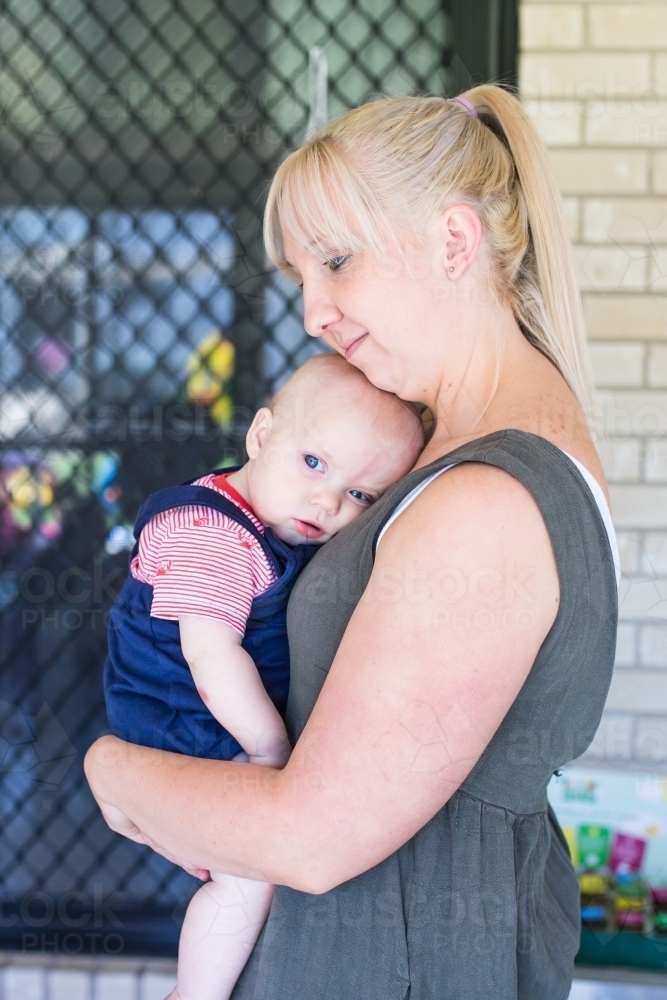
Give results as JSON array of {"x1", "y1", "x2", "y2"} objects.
[
  {"x1": 382, "y1": 428, "x2": 605, "y2": 532},
  {"x1": 378, "y1": 440, "x2": 560, "y2": 622},
  {"x1": 375, "y1": 426, "x2": 618, "y2": 594}
]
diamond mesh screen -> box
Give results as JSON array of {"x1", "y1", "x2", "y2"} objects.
[{"x1": 0, "y1": 0, "x2": 515, "y2": 957}]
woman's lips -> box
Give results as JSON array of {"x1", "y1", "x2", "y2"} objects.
[
  {"x1": 293, "y1": 519, "x2": 325, "y2": 539},
  {"x1": 344, "y1": 333, "x2": 368, "y2": 361}
]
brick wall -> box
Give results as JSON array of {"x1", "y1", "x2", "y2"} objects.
[
  {"x1": 0, "y1": 956, "x2": 176, "y2": 1000},
  {"x1": 520, "y1": 0, "x2": 667, "y2": 768}
]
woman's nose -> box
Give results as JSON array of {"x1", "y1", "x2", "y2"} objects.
[
  {"x1": 302, "y1": 279, "x2": 343, "y2": 339},
  {"x1": 311, "y1": 490, "x2": 341, "y2": 517}
]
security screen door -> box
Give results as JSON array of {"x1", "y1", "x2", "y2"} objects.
[{"x1": 0, "y1": 0, "x2": 516, "y2": 955}]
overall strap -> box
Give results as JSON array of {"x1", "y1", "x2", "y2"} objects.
[{"x1": 131, "y1": 483, "x2": 282, "y2": 576}]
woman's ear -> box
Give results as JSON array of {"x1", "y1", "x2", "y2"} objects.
[
  {"x1": 439, "y1": 203, "x2": 483, "y2": 279},
  {"x1": 245, "y1": 407, "x2": 274, "y2": 459}
]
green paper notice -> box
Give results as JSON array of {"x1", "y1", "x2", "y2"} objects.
[{"x1": 578, "y1": 825, "x2": 611, "y2": 870}]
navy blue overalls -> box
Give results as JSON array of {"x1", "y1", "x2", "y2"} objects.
[{"x1": 103, "y1": 471, "x2": 318, "y2": 760}]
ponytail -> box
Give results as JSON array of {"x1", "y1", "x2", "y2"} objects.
[{"x1": 459, "y1": 85, "x2": 596, "y2": 421}]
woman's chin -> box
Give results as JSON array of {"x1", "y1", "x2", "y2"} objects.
[{"x1": 351, "y1": 357, "x2": 398, "y2": 394}]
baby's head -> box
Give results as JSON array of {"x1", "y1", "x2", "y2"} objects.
[{"x1": 241, "y1": 354, "x2": 424, "y2": 545}]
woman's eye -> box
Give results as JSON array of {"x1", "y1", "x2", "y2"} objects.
[
  {"x1": 304, "y1": 454, "x2": 324, "y2": 472},
  {"x1": 349, "y1": 489, "x2": 373, "y2": 505},
  {"x1": 325, "y1": 255, "x2": 349, "y2": 272}
]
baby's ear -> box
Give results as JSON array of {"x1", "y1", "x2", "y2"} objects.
[{"x1": 245, "y1": 407, "x2": 274, "y2": 458}]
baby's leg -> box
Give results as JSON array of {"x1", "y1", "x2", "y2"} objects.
[{"x1": 165, "y1": 872, "x2": 274, "y2": 1000}]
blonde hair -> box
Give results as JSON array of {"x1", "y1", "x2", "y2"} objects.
[{"x1": 264, "y1": 85, "x2": 596, "y2": 421}]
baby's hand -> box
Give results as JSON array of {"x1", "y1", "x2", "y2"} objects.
[{"x1": 246, "y1": 730, "x2": 292, "y2": 769}]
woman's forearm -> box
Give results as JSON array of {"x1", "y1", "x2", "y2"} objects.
[{"x1": 84, "y1": 736, "x2": 316, "y2": 889}]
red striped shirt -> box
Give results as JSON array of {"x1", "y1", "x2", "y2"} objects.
[{"x1": 130, "y1": 474, "x2": 277, "y2": 635}]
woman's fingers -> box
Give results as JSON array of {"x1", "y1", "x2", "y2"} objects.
[
  {"x1": 84, "y1": 737, "x2": 211, "y2": 880},
  {"x1": 138, "y1": 830, "x2": 211, "y2": 881},
  {"x1": 100, "y1": 802, "x2": 210, "y2": 880},
  {"x1": 99, "y1": 801, "x2": 145, "y2": 841}
]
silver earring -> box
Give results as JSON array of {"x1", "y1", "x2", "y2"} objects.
[{"x1": 448, "y1": 266, "x2": 454, "y2": 272}]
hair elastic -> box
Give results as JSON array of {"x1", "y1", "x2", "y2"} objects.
[{"x1": 452, "y1": 96, "x2": 478, "y2": 119}]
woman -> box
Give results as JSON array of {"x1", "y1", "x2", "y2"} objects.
[{"x1": 85, "y1": 85, "x2": 618, "y2": 999}]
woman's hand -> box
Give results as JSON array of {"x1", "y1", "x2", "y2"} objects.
[
  {"x1": 85, "y1": 736, "x2": 211, "y2": 881},
  {"x1": 97, "y1": 798, "x2": 146, "y2": 843}
]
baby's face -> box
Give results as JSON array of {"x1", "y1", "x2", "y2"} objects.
[{"x1": 245, "y1": 395, "x2": 420, "y2": 546}]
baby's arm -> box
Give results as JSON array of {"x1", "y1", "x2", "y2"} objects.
[{"x1": 179, "y1": 615, "x2": 291, "y2": 768}]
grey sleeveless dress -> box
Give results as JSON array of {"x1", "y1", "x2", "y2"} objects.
[{"x1": 231, "y1": 430, "x2": 618, "y2": 1000}]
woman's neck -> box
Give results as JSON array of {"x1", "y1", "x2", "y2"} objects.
[
  {"x1": 414, "y1": 321, "x2": 597, "y2": 478},
  {"x1": 416, "y1": 311, "x2": 528, "y2": 458}
]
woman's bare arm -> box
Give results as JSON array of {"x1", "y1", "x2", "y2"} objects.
[{"x1": 85, "y1": 463, "x2": 559, "y2": 894}]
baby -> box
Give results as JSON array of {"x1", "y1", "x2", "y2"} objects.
[{"x1": 102, "y1": 353, "x2": 424, "y2": 1000}]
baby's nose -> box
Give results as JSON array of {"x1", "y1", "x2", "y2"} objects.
[{"x1": 312, "y1": 490, "x2": 341, "y2": 516}]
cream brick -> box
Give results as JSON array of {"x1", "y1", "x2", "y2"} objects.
[
  {"x1": 600, "y1": 388, "x2": 667, "y2": 434},
  {"x1": 574, "y1": 243, "x2": 647, "y2": 289},
  {"x1": 640, "y1": 623, "x2": 667, "y2": 665},
  {"x1": 617, "y1": 530, "x2": 641, "y2": 572},
  {"x1": 649, "y1": 247, "x2": 667, "y2": 289},
  {"x1": 642, "y1": 531, "x2": 667, "y2": 572},
  {"x1": 589, "y1": 4, "x2": 667, "y2": 49},
  {"x1": 605, "y1": 668, "x2": 667, "y2": 712},
  {"x1": 611, "y1": 483, "x2": 667, "y2": 526},
  {"x1": 521, "y1": 5, "x2": 584, "y2": 48},
  {"x1": 0, "y1": 964, "x2": 178, "y2": 1000},
  {"x1": 93, "y1": 973, "x2": 138, "y2": 1000},
  {"x1": 590, "y1": 341, "x2": 645, "y2": 384},
  {"x1": 653, "y1": 152, "x2": 667, "y2": 193},
  {"x1": 656, "y1": 55, "x2": 667, "y2": 89},
  {"x1": 645, "y1": 437, "x2": 667, "y2": 480},
  {"x1": 616, "y1": 621, "x2": 638, "y2": 664},
  {"x1": 525, "y1": 0, "x2": 667, "y2": 4},
  {"x1": 4, "y1": 968, "x2": 45, "y2": 1000},
  {"x1": 584, "y1": 293, "x2": 667, "y2": 339},
  {"x1": 562, "y1": 196, "x2": 580, "y2": 239},
  {"x1": 605, "y1": 714, "x2": 635, "y2": 760},
  {"x1": 520, "y1": 53, "x2": 650, "y2": 98},
  {"x1": 583, "y1": 198, "x2": 667, "y2": 242},
  {"x1": 585, "y1": 100, "x2": 667, "y2": 146},
  {"x1": 618, "y1": 572, "x2": 667, "y2": 619},
  {"x1": 633, "y1": 716, "x2": 667, "y2": 762},
  {"x1": 599, "y1": 435, "x2": 642, "y2": 479},
  {"x1": 548, "y1": 149, "x2": 648, "y2": 193},
  {"x1": 140, "y1": 973, "x2": 177, "y2": 1000},
  {"x1": 48, "y1": 970, "x2": 91, "y2": 1000},
  {"x1": 525, "y1": 99, "x2": 582, "y2": 145},
  {"x1": 649, "y1": 344, "x2": 667, "y2": 385},
  {"x1": 581, "y1": 713, "x2": 634, "y2": 762}
]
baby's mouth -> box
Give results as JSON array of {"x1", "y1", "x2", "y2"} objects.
[{"x1": 292, "y1": 518, "x2": 325, "y2": 540}]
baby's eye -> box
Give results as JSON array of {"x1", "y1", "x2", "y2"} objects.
[
  {"x1": 349, "y1": 489, "x2": 373, "y2": 505},
  {"x1": 325, "y1": 255, "x2": 349, "y2": 272},
  {"x1": 304, "y1": 454, "x2": 324, "y2": 472}
]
